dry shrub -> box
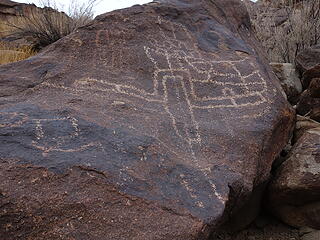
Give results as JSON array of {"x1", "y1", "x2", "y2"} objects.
[
  {"x1": 0, "y1": 41, "x2": 35, "y2": 65},
  {"x1": 7, "y1": 0, "x2": 98, "y2": 50},
  {"x1": 246, "y1": 0, "x2": 320, "y2": 63}
]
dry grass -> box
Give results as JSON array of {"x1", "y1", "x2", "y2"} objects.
[{"x1": 0, "y1": 42, "x2": 35, "y2": 65}]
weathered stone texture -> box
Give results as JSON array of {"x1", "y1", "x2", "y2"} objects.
[
  {"x1": 269, "y1": 128, "x2": 320, "y2": 229},
  {"x1": 0, "y1": 0, "x2": 295, "y2": 239}
]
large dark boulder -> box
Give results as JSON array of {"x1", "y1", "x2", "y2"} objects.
[{"x1": 0, "y1": 0, "x2": 295, "y2": 239}]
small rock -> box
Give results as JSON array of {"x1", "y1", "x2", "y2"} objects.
[
  {"x1": 270, "y1": 62, "x2": 302, "y2": 104},
  {"x1": 294, "y1": 115, "x2": 320, "y2": 143}
]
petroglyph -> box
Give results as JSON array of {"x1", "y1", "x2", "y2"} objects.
[
  {"x1": 31, "y1": 117, "x2": 99, "y2": 156},
  {"x1": 0, "y1": 112, "x2": 28, "y2": 128},
  {"x1": 21, "y1": 17, "x2": 273, "y2": 207},
  {"x1": 0, "y1": 112, "x2": 99, "y2": 157},
  {"x1": 49, "y1": 17, "x2": 270, "y2": 149}
]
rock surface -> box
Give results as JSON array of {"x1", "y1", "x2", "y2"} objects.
[
  {"x1": 296, "y1": 45, "x2": 320, "y2": 89},
  {"x1": 270, "y1": 62, "x2": 302, "y2": 103},
  {"x1": 0, "y1": 0, "x2": 67, "y2": 47},
  {"x1": 301, "y1": 230, "x2": 320, "y2": 240},
  {"x1": 0, "y1": 0, "x2": 295, "y2": 239},
  {"x1": 268, "y1": 128, "x2": 320, "y2": 229},
  {"x1": 0, "y1": 0, "x2": 37, "y2": 20},
  {"x1": 294, "y1": 115, "x2": 320, "y2": 143},
  {"x1": 297, "y1": 90, "x2": 320, "y2": 116},
  {"x1": 296, "y1": 55, "x2": 320, "y2": 121},
  {"x1": 311, "y1": 107, "x2": 320, "y2": 122},
  {"x1": 309, "y1": 78, "x2": 320, "y2": 98}
]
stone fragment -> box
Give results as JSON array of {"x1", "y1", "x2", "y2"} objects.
[
  {"x1": 294, "y1": 115, "x2": 320, "y2": 143},
  {"x1": 270, "y1": 62, "x2": 302, "y2": 103}
]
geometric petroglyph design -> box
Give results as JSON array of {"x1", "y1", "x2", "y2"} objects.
[
  {"x1": 0, "y1": 111, "x2": 99, "y2": 157},
  {"x1": 36, "y1": 18, "x2": 272, "y2": 208},
  {"x1": 0, "y1": 112, "x2": 28, "y2": 128},
  {"x1": 31, "y1": 116, "x2": 100, "y2": 157},
  {"x1": 45, "y1": 17, "x2": 269, "y2": 150}
]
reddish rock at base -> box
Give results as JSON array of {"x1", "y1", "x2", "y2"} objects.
[
  {"x1": 0, "y1": 161, "x2": 209, "y2": 240},
  {"x1": 268, "y1": 128, "x2": 320, "y2": 229},
  {"x1": 0, "y1": 0, "x2": 295, "y2": 239}
]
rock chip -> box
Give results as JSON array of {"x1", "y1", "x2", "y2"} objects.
[
  {"x1": 269, "y1": 128, "x2": 320, "y2": 229},
  {"x1": 270, "y1": 62, "x2": 302, "y2": 103},
  {"x1": 0, "y1": 0, "x2": 295, "y2": 239}
]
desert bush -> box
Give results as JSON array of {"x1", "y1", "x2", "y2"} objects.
[
  {"x1": 245, "y1": 0, "x2": 320, "y2": 63},
  {"x1": 0, "y1": 41, "x2": 35, "y2": 65},
  {"x1": 7, "y1": 0, "x2": 98, "y2": 50}
]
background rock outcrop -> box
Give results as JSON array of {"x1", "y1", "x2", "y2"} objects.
[
  {"x1": 0, "y1": 0, "x2": 38, "y2": 21},
  {"x1": 268, "y1": 128, "x2": 320, "y2": 229},
  {"x1": 296, "y1": 46, "x2": 320, "y2": 90},
  {"x1": 270, "y1": 62, "x2": 302, "y2": 103},
  {"x1": 0, "y1": 0, "x2": 295, "y2": 239},
  {"x1": 296, "y1": 45, "x2": 320, "y2": 122}
]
